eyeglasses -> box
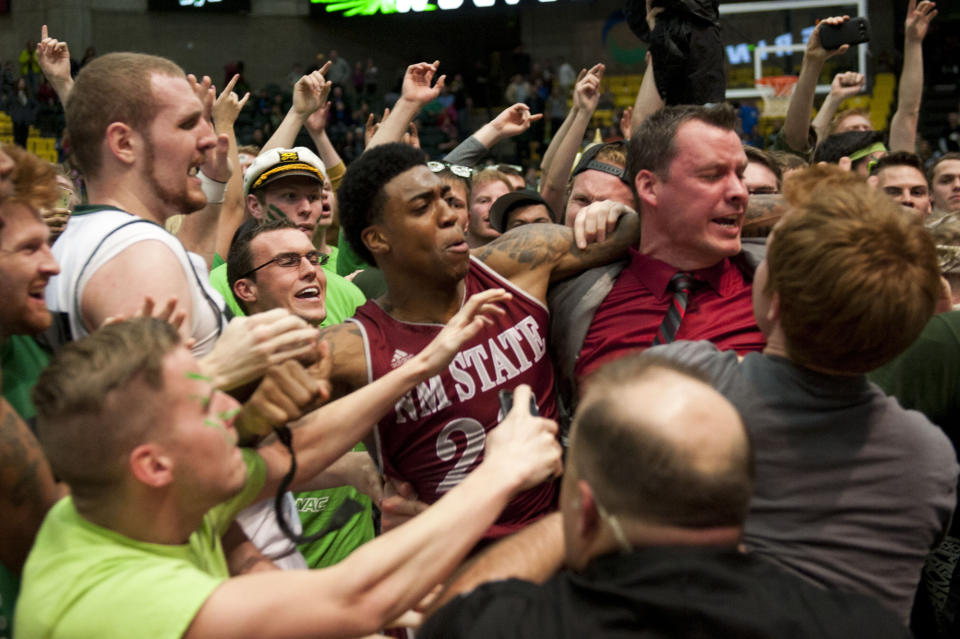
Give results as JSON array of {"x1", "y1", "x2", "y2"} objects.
[
  {"x1": 427, "y1": 161, "x2": 474, "y2": 179},
  {"x1": 239, "y1": 250, "x2": 329, "y2": 279}
]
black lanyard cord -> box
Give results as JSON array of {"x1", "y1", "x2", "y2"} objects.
[{"x1": 273, "y1": 425, "x2": 365, "y2": 545}]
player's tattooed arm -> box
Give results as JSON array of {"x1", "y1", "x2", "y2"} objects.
[
  {"x1": 742, "y1": 194, "x2": 787, "y2": 237},
  {"x1": 474, "y1": 202, "x2": 640, "y2": 302},
  {"x1": 316, "y1": 321, "x2": 367, "y2": 400},
  {"x1": 0, "y1": 399, "x2": 60, "y2": 574}
]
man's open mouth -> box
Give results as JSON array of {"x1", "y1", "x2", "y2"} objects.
[
  {"x1": 295, "y1": 287, "x2": 321, "y2": 299},
  {"x1": 712, "y1": 216, "x2": 741, "y2": 228}
]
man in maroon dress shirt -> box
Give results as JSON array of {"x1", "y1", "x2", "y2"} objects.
[{"x1": 549, "y1": 103, "x2": 766, "y2": 410}]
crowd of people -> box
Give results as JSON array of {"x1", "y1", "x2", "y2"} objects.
[{"x1": 1, "y1": 0, "x2": 960, "y2": 637}]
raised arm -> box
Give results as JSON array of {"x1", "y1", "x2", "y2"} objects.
[
  {"x1": 811, "y1": 71, "x2": 866, "y2": 143},
  {"x1": 367, "y1": 61, "x2": 444, "y2": 150},
  {"x1": 212, "y1": 78, "x2": 252, "y2": 260},
  {"x1": 889, "y1": 0, "x2": 937, "y2": 152},
  {"x1": 444, "y1": 103, "x2": 543, "y2": 168},
  {"x1": 262, "y1": 66, "x2": 332, "y2": 153},
  {"x1": 473, "y1": 200, "x2": 640, "y2": 304},
  {"x1": 185, "y1": 385, "x2": 561, "y2": 639},
  {"x1": 304, "y1": 101, "x2": 347, "y2": 189},
  {"x1": 539, "y1": 63, "x2": 604, "y2": 215},
  {"x1": 630, "y1": 52, "x2": 665, "y2": 136},
  {"x1": 36, "y1": 25, "x2": 73, "y2": 106},
  {"x1": 782, "y1": 17, "x2": 850, "y2": 154}
]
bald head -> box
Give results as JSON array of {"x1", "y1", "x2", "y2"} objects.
[{"x1": 571, "y1": 355, "x2": 752, "y2": 529}]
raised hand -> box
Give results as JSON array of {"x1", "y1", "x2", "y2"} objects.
[
  {"x1": 212, "y1": 74, "x2": 251, "y2": 129},
  {"x1": 36, "y1": 25, "x2": 71, "y2": 86},
  {"x1": 402, "y1": 121, "x2": 420, "y2": 149},
  {"x1": 187, "y1": 73, "x2": 216, "y2": 122},
  {"x1": 905, "y1": 0, "x2": 937, "y2": 43},
  {"x1": 293, "y1": 64, "x2": 333, "y2": 117},
  {"x1": 100, "y1": 295, "x2": 188, "y2": 336},
  {"x1": 364, "y1": 107, "x2": 389, "y2": 147},
  {"x1": 490, "y1": 103, "x2": 544, "y2": 138},
  {"x1": 829, "y1": 71, "x2": 865, "y2": 100},
  {"x1": 305, "y1": 100, "x2": 331, "y2": 134},
  {"x1": 806, "y1": 16, "x2": 851, "y2": 60},
  {"x1": 619, "y1": 105, "x2": 633, "y2": 141},
  {"x1": 401, "y1": 60, "x2": 445, "y2": 106},
  {"x1": 573, "y1": 63, "x2": 604, "y2": 113}
]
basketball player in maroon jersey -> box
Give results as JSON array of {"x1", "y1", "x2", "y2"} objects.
[{"x1": 323, "y1": 143, "x2": 640, "y2": 539}]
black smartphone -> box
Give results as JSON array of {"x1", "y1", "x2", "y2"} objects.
[
  {"x1": 819, "y1": 16, "x2": 870, "y2": 51},
  {"x1": 498, "y1": 389, "x2": 539, "y2": 417}
]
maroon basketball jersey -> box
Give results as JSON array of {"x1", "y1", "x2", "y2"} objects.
[{"x1": 350, "y1": 256, "x2": 558, "y2": 538}]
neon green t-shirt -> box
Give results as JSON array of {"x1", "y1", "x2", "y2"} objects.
[{"x1": 14, "y1": 450, "x2": 266, "y2": 639}]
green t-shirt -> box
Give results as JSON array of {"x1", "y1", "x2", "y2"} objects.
[
  {"x1": 336, "y1": 229, "x2": 369, "y2": 278},
  {"x1": 1, "y1": 335, "x2": 50, "y2": 423},
  {"x1": 870, "y1": 311, "x2": 960, "y2": 428},
  {"x1": 14, "y1": 449, "x2": 266, "y2": 639}
]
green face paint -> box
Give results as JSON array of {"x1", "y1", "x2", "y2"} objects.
[
  {"x1": 218, "y1": 407, "x2": 241, "y2": 421},
  {"x1": 268, "y1": 204, "x2": 289, "y2": 221},
  {"x1": 204, "y1": 418, "x2": 238, "y2": 446},
  {"x1": 186, "y1": 372, "x2": 213, "y2": 382},
  {"x1": 189, "y1": 394, "x2": 211, "y2": 409}
]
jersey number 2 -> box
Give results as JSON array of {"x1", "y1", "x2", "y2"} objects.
[{"x1": 435, "y1": 418, "x2": 486, "y2": 493}]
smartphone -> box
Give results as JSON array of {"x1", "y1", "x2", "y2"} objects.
[
  {"x1": 819, "y1": 16, "x2": 870, "y2": 51},
  {"x1": 498, "y1": 389, "x2": 539, "y2": 417}
]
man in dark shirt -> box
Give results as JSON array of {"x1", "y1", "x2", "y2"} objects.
[{"x1": 420, "y1": 355, "x2": 909, "y2": 639}]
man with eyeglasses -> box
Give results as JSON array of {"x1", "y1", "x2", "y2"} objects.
[{"x1": 225, "y1": 217, "x2": 377, "y2": 571}]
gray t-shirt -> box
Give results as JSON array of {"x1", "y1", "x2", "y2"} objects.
[{"x1": 650, "y1": 340, "x2": 959, "y2": 622}]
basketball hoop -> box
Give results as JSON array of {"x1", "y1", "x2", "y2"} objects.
[{"x1": 756, "y1": 75, "x2": 799, "y2": 119}]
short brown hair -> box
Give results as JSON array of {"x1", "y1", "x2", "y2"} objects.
[
  {"x1": 929, "y1": 152, "x2": 960, "y2": 184},
  {"x1": 744, "y1": 146, "x2": 783, "y2": 191},
  {"x1": 768, "y1": 150, "x2": 808, "y2": 172},
  {"x1": 33, "y1": 318, "x2": 181, "y2": 499},
  {"x1": 66, "y1": 52, "x2": 184, "y2": 180},
  {"x1": 769, "y1": 168, "x2": 940, "y2": 372},
  {"x1": 573, "y1": 355, "x2": 753, "y2": 528},
  {"x1": 627, "y1": 103, "x2": 738, "y2": 185}
]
